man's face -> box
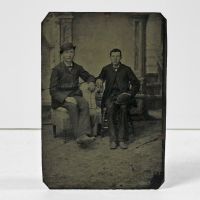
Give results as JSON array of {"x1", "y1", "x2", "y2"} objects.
[
  {"x1": 62, "y1": 49, "x2": 75, "y2": 62},
  {"x1": 110, "y1": 51, "x2": 121, "y2": 65}
]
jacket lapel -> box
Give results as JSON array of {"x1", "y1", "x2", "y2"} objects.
[
  {"x1": 110, "y1": 62, "x2": 123, "y2": 73},
  {"x1": 61, "y1": 61, "x2": 74, "y2": 74}
]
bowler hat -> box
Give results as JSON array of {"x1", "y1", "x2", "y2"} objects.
[
  {"x1": 60, "y1": 42, "x2": 76, "y2": 54},
  {"x1": 116, "y1": 93, "x2": 132, "y2": 105}
]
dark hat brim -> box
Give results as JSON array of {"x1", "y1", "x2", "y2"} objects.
[{"x1": 60, "y1": 45, "x2": 76, "y2": 54}]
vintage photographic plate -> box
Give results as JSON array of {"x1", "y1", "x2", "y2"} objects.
[{"x1": 42, "y1": 12, "x2": 167, "y2": 189}]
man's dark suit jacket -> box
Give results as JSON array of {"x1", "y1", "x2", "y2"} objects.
[
  {"x1": 97, "y1": 63, "x2": 140, "y2": 108},
  {"x1": 50, "y1": 61, "x2": 95, "y2": 109}
]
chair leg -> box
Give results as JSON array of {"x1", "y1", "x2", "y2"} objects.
[
  {"x1": 97, "y1": 123, "x2": 102, "y2": 136},
  {"x1": 101, "y1": 108, "x2": 107, "y2": 137},
  {"x1": 64, "y1": 130, "x2": 67, "y2": 144},
  {"x1": 130, "y1": 121, "x2": 134, "y2": 135},
  {"x1": 53, "y1": 125, "x2": 57, "y2": 138}
]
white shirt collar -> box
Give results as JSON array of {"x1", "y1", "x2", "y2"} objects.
[
  {"x1": 112, "y1": 63, "x2": 120, "y2": 68},
  {"x1": 64, "y1": 61, "x2": 73, "y2": 67}
]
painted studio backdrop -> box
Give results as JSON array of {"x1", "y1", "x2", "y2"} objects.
[{"x1": 42, "y1": 12, "x2": 167, "y2": 189}]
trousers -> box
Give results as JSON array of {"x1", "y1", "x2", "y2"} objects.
[
  {"x1": 61, "y1": 96, "x2": 91, "y2": 138},
  {"x1": 105, "y1": 93, "x2": 129, "y2": 142}
]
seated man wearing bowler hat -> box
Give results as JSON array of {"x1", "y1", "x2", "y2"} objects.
[
  {"x1": 96, "y1": 49, "x2": 140, "y2": 149},
  {"x1": 50, "y1": 42, "x2": 96, "y2": 146}
]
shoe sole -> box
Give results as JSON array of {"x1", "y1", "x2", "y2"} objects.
[
  {"x1": 77, "y1": 138, "x2": 95, "y2": 145},
  {"x1": 119, "y1": 146, "x2": 128, "y2": 149}
]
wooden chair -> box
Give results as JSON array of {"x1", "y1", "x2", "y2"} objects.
[{"x1": 51, "y1": 107, "x2": 73, "y2": 143}]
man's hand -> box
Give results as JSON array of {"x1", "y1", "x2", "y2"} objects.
[
  {"x1": 88, "y1": 82, "x2": 95, "y2": 92},
  {"x1": 65, "y1": 97, "x2": 77, "y2": 105},
  {"x1": 96, "y1": 79, "x2": 103, "y2": 88}
]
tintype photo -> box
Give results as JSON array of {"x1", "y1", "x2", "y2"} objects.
[{"x1": 42, "y1": 12, "x2": 167, "y2": 189}]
